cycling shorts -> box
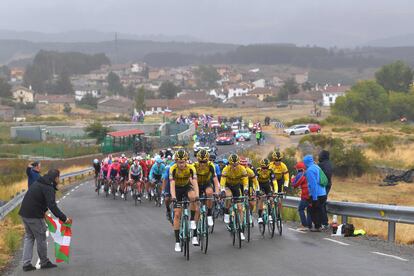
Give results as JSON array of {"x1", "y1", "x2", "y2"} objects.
[
  {"x1": 175, "y1": 185, "x2": 193, "y2": 204},
  {"x1": 120, "y1": 170, "x2": 129, "y2": 178},
  {"x1": 131, "y1": 175, "x2": 141, "y2": 181},
  {"x1": 199, "y1": 183, "x2": 213, "y2": 195},
  {"x1": 226, "y1": 184, "x2": 242, "y2": 198},
  {"x1": 259, "y1": 182, "x2": 272, "y2": 195}
]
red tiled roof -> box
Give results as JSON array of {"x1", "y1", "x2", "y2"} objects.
[{"x1": 108, "y1": 129, "x2": 144, "y2": 137}]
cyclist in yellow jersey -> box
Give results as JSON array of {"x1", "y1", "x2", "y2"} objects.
[
  {"x1": 194, "y1": 149, "x2": 220, "y2": 227},
  {"x1": 220, "y1": 154, "x2": 249, "y2": 241},
  {"x1": 269, "y1": 151, "x2": 290, "y2": 192},
  {"x1": 239, "y1": 157, "x2": 259, "y2": 217},
  {"x1": 256, "y1": 158, "x2": 278, "y2": 224},
  {"x1": 169, "y1": 149, "x2": 199, "y2": 252}
]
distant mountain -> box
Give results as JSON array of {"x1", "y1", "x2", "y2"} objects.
[
  {"x1": 0, "y1": 39, "x2": 237, "y2": 65},
  {"x1": 0, "y1": 29, "x2": 201, "y2": 43},
  {"x1": 365, "y1": 33, "x2": 414, "y2": 47}
]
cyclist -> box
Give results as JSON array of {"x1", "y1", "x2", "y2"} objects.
[
  {"x1": 148, "y1": 156, "x2": 165, "y2": 200},
  {"x1": 194, "y1": 149, "x2": 220, "y2": 227},
  {"x1": 239, "y1": 157, "x2": 259, "y2": 221},
  {"x1": 93, "y1": 159, "x2": 101, "y2": 192},
  {"x1": 170, "y1": 149, "x2": 199, "y2": 251},
  {"x1": 162, "y1": 160, "x2": 174, "y2": 224},
  {"x1": 269, "y1": 151, "x2": 290, "y2": 193},
  {"x1": 129, "y1": 158, "x2": 143, "y2": 201},
  {"x1": 256, "y1": 158, "x2": 278, "y2": 224},
  {"x1": 220, "y1": 154, "x2": 248, "y2": 241},
  {"x1": 119, "y1": 158, "x2": 130, "y2": 199},
  {"x1": 209, "y1": 154, "x2": 221, "y2": 182},
  {"x1": 107, "y1": 158, "x2": 121, "y2": 196}
]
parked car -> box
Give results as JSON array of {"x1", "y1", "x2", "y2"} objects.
[
  {"x1": 235, "y1": 129, "x2": 251, "y2": 141},
  {"x1": 308, "y1": 123, "x2": 321, "y2": 133},
  {"x1": 231, "y1": 123, "x2": 240, "y2": 136},
  {"x1": 284, "y1": 124, "x2": 310, "y2": 135},
  {"x1": 216, "y1": 133, "x2": 235, "y2": 145}
]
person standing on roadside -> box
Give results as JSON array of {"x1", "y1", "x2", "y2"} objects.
[
  {"x1": 26, "y1": 161, "x2": 41, "y2": 188},
  {"x1": 318, "y1": 150, "x2": 333, "y2": 229},
  {"x1": 303, "y1": 155, "x2": 326, "y2": 232},
  {"x1": 291, "y1": 162, "x2": 312, "y2": 231},
  {"x1": 19, "y1": 169, "x2": 72, "y2": 272}
]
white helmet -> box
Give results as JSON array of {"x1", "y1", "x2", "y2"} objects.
[
  {"x1": 121, "y1": 153, "x2": 126, "y2": 158},
  {"x1": 93, "y1": 159, "x2": 99, "y2": 164},
  {"x1": 137, "y1": 156, "x2": 143, "y2": 161}
]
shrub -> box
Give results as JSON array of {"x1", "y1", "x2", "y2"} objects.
[
  {"x1": 283, "y1": 207, "x2": 300, "y2": 222},
  {"x1": 299, "y1": 134, "x2": 344, "y2": 149},
  {"x1": 331, "y1": 127, "x2": 354, "y2": 132},
  {"x1": 331, "y1": 146, "x2": 370, "y2": 177},
  {"x1": 4, "y1": 229, "x2": 20, "y2": 253},
  {"x1": 362, "y1": 135, "x2": 396, "y2": 153},
  {"x1": 320, "y1": 115, "x2": 353, "y2": 126},
  {"x1": 400, "y1": 125, "x2": 414, "y2": 134},
  {"x1": 285, "y1": 117, "x2": 320, "y2": 127}
]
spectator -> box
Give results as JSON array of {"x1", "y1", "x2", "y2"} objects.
[
  {"x1": 303, "y1": 155, "x2": 327, "y2": 232},
  {"x1": 319, "y1": 150, "x2": 333, "y2": 228},
  {"x1": 19, "y1": 169, "x2": 72, "y2": 271},
  {"x1": 291, "y1": 162, "x2": 312, "y2": 231},
  {"x1": 26, "y1": 161, "x2": 41, "y2": 188}
]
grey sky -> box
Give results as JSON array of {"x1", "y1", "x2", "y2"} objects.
[{"x1": 0, "y1": 0, "x2": 412, "y2": 46}]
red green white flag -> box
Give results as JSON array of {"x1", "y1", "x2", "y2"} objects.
[{"x1": 45, "y1": 215, "x2": 72, "y2": 263}]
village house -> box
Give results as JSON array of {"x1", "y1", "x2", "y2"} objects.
[
  {"x1": 247, "y1": 88, "x2": 276, "y2": 101},
  {"x1": 145, "y1": 99, "x2": 189, "y2": 114},
  {"x1": 97, "y1": 96, "x2": 134, "y2": 114},
  {"x1": 35, "y1": 94, "x2": 76, "y2": 108},
  {"x1": 177, "y1": 91, "x2": 213, "y2": 105},
  {"x1": 294, "y1": 71, "x2": 309, "y2": 84},
  {"x1": 10, "y1": 68, "x2": 25, "y2": 82},
  {"x1": 320, "y1": 84, "x2": 351, "y2": 106},
  {"x1": 148, "y1": 69, "x2": 166, "y2": 80},
  {"x1": 224, "y1": 95, "x2": 264, "y2": 108},
  {"x1": 74, "y1": 86, "x2": 102, "y2": 101},
  {"x1": 252, "y1": 79, "x2": 266, "y2": 88},
  {"x1": 12, "y1": 86, "x2": 34, "y2": 104},
  {"x1": 272, "y1": 76, "x2": 284, "y2": 87},
  {"x1": 227, "y1": 83, "x2": 251, "y2": 98}
]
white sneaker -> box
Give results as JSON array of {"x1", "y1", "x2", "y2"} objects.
[
  {"x1": 258, "y1": 217, "x2": 263, "y2": 224},
  {"x1": 207, "y1": 216, "x2": 214, "y2": 227},
  {"x1": 224, "y1": 214, "x2": 230, "y2": 224},
  {"x1": 269, "y1": 216, "x2": 273, "y2": 222},
  {"x1": 115, "y1": 192, "x2": 119, "y2": 196},
  {"x1": 131, "y1": 191, "x2": 133, "y2": 197},
  {"x1": 175, "y1": 242, "x2": 181, "y2": 252},
  {"x1": 121, "y1": 194, "x2": 124, "y2": 199},
  {"x1": 190, "y1": 220, "x2": 197, "y2": 230},
  {"x1": 192, "y1": 236, "x2": 199, "y2": 246},
  {"x1": 240, "y1": 232, "x2": 246, "y2": 241},
  {"x1": 108, "y1": 188, "x2": 111, "y2": 194},
  {"x1": 151, "y1": 190, "x2": 155, "y2": 197},
  {"x1": 144, "y1": 193, "x2": 148, "y2": 200}
]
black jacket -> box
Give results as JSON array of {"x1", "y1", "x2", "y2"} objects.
[
  {"x1": 19, "y1": 175, "x2": 67, "y2": 222},
  {"x1": 318, "y1": 150, "x2": 333, "y2": 187}
]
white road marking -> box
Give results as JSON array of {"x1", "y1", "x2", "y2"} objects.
[
  {"x1": 288, "y1": 227, "x2": 307, "y2": 234},
  {"x1": 56, "y1": 200, "x2": 60, "y2": 203},
  {"x1": 371, "y1": 251, "x2": 409, "y2": 262},
  {"x1": 323, "y1": 238, "x2": 350, "y2": 246},
  {"x1": 62, "y1": 196, "x2": 66, "y2": 200},
  {"x1": 66, "y1": 193, "x2": 70, "y2": 196},
  {"x1": 75, "y1": 186, "x2": 79, "y2": 189},
  {"x1": 71, "y1": 189, "x2": 75, "y2": 192}
]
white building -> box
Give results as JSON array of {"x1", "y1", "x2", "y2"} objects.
[
  {"x1": 321, "y1": 85, "x2": 351, "y2": 106},
  {"x1": 227, "y1": 84, "x2": 250, "y2": 99},
  {"x1": 74, "y1": 86, "x2": 102, "y2": 101},
  {"x1": 272, "y1": 76, "x2": 284, "y2": 87},
  {"x1": 12, "y1": 86, "x2": 34, "y2": 104},
  {"x1": 252, "y1": 79, "x2": 266, "y2": 88}
]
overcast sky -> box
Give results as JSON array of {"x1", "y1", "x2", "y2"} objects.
[{"x1": 0, "y1": 0, "x2": 412, "y2": 46}]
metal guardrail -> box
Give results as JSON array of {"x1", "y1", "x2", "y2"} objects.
[
  {"x1": 0, "y1": 168, "x2": 94, "y2": 220},
  {"x1": 283, "y1": 196, "x2": 414, "y2": 242}
]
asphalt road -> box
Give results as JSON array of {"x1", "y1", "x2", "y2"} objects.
[{"x1": 8, "y1": 178, "x2": 414, "y2": 276}]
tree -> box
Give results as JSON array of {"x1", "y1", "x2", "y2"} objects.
[
  {"x1": 77, "y1": 94, "x2": 98, "y2": 108},
  {"x1": 55, "y1": 71, "x2": 74, "y2": 95},
  {"x1": 195, "y1": 65, "x2": 220, "y2": 89},
  {"x1": 389, "y1": 91, "x2": 414, "y2": 120},
  {"x1": 107, "y1": 71, "x2": 124, "y2": 95},
  {"x1": 63, "y1": 103, "x2": 72, "y2": 114},
  {"x1": 159, "y1": 81, "x2": 180, "y2": 99},
  {"x1": 0, "y1": 77, "x2": 12, "y2": 98},
  {"x1": 125, "y1": 84, "x2": 136, "y2": 99},
  {"x1": 135, "y1": 86, "x2": 146, "y2": 111},
  {"x1": 278, "y1": 77, "x2": 299, "y2": 100},
  {"x1": 332, "y1": 80, "x2": 390, "y2": 123},
  {"x1": 375, "y1": 61, "x2": 413, "y2": 93},
  {"x1": 0, "y1": 65, "x2": 10, "y2": 79},
  {"x1": 85, "y1": 121, "x2": 111, "y2": 143},
  {"x1": 301, "y1": 81, "x2": 313, "y2": 91}
]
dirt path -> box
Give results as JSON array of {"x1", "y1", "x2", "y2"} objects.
[{"x1": 256, "y1": 127, "x2": 302, "y2": 158}]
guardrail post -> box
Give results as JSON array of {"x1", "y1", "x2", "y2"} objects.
[
  {"x1": 341, "y1": 215, "x2": 348, "y2": 224},
  {"x1": 388, "y1": 221, "x2": 396, "y2": 242}
]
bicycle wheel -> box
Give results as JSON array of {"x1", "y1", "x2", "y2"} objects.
[
  {"x1": 245, "y1": 204, "x2": 251, "y2": 242},
  {"x1": 104, "y1": 181, "x2": 109, "y2": 197},
  {"x1": 96, "y1": 179, "x2": 100, "y2": 195},
  {"x1": 259, "y1": 212, "x2": 266, "y2": 236},
  {"x1": 236, "y1": 213, "x2": 242, "y2": 249},
  {"x1": 231, "y1": 212, "x2": 236, "y2": 246},
  {"x1": 202, "y1": 214, "x2": 208, "y2": 254},
  {"x1": 268, "y1": 203, "x2": 276, "y2": 238},
  {"x1": 276, "y1": 202, "x2": 283, "y2": 236}
]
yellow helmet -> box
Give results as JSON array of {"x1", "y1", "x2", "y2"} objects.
[
  {"x1": 272, "y1": 151, "x2": 283, "y2": 161},
  {"x1": 228, "y1": 154, "x2": 240, "y2": 165},
  {"x1": 260, "y1": 158, "x2": 270, "y2": 168},
  {"x1": 175, "y1": 149, "x2": 189, "y2": 161},
  {"x1": 196, "y1": 149, "x2": 209, "y2": 162}
]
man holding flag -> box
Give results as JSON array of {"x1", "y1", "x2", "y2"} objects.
[{"x1": 19, "y1": 169, "x2": 72, "y2": 272}]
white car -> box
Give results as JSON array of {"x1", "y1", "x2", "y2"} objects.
[{"x1": 284, "y1": 124, "x2": 310, "y2": 136}]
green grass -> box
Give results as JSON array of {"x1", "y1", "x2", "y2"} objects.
[
  {"x1": 331, "y1": 127, "x2": 354, "y2": 132},
  {"x1": 283, "y1": 207, "x2": 300, "y2": 222},
  {"x1": 8, "y1": 208, "x2": 21, "y2": 226},
  {"x1": 4, "y1": 229, "x2": 20, "y2": 253}
]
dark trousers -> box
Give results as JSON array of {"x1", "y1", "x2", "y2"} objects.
[
  {"x1": 298, "y1": 199, "x2": 312, "y2": 228},
  {"x1": 322, "y1": 185, "x2": 331, "y2": 226},
  {"x1": 311, "y1": 195, "x2": 327, "y2": 229}
]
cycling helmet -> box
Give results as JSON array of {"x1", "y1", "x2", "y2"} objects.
[
  {"x1": 175, "y1": 149, "x2": 189, "y2": 161},
  {"x1": 272, "y1": 151, "x2": 283, "y2": 161},
  {"x1": 222, "y1": 158, "x2": 229, "y2": 165},
  {"x1": 228, "y1": 154, "x2": 240, "y2": 165},
  {"x1": 121, "y1": 153, "x2": 126, "y2": 158},
  {"x1": 260, "y1": 158, "x2": 270, "y2": 168},
  {"x1": 155, "y1": 156, "x2": 163, "y2": 164},
  {"x1": 196, "y1": 149, "x2": 209, "y2": 162},
  {"x1": 209, "y1": 154, "x2": 216, "y2": 161},
  {"x1": 93, "y1": 159, "x2": 99, "y2": 164}
]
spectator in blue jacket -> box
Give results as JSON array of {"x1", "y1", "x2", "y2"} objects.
[
  {"x1": 303, "y1": 155, "x2": 326, "y2": 232},
  {"x1": 26, "y1": 161, "x2": 41, "y2": 188}
]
